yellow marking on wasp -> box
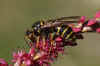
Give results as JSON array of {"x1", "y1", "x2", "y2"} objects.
[
  {"x1": 40, "y1": 21, "x2": 44, "y2": 26},
  {"x1": 42, "y1": 36, "x2": 46, "y2": 47},
  {"x1": 37, "y1": 29, "x2": 40, "y2": 33},
  {"x1": 32, "y1": 32, "x2": 35, "y2": 37},
  {"x1": 29, "y1": 33, "x2": 32, "y2": 38},
  {"x1": 36, "y1": 36, "x2": 40, "y2": 48},
  {"x1": 61, "y1": 27, "x2": 69, "y2": 37},
  {"x1": 56, "y1": 27, "x2": 61, "y2": 34},
  {"x1": 65, "y1": 31, "x2": 73, "y2": 39},
  {"x1": 24, "y1": 36, "x2": 28, "y2": 40},
  {"x1": 24, "y1": 36, "x2": 32, "y2": 44},
  {"x1": 49, "y1": 41, "x2": 54, "y2": 53},
  {"x1": 50, "y1": 32, "x2": 53, "y2": 38},
  {"x1": 49, "y1": 33, "x2": 54, "y2": 53},
  {"x1": 50, "y1": 33, "x2": 55, "y2": 45}
]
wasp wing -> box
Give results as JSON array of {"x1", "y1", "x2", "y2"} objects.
[
  {"x1": 41, "y1": 16, "x2": 81, "y2": 28},
  {"x1": 47, "y1": 16, "x2": 81, "y2": 23}
]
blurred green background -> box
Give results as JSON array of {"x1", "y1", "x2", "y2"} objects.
[{"x1": 0, "y1": 0, "x2": 100, "y2": 66}]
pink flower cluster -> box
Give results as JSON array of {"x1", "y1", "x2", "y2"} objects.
[
  {"x1": 71, "y1": 11, "x2": 100, "y2": 33},
  {"x1": 12, "y1": 36, "x2": 70, "y2": 66}
]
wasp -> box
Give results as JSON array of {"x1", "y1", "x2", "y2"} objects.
[
  {"x1": 40, "y1": 16, "x2": 81, "y2": 46},
  {"x1": 25, "y1": 16, "x2": 81, "y2": 48}
]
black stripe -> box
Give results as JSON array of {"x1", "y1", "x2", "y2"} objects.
[{"x1": 63, "y1": 27, "x2": 72, "y2": 39}]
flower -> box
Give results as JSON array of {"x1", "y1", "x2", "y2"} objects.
[
  {"x1": 87, "y1": 19, "x2": 96, "y2": 26},
  {"x1": 0, "y1": 58, "x2": 8, "y2": 66},
  {"x1": 79, "y1": 16, "x2": 86, "y2": 24},
  {"x1": 28, "y1": 47, "x2": 35, "y2": 56},
  {"x1": 95, "y1": 11, "x2": 100, "y2": 18},
  {"x1": 82, "y1": 26, "x2": 92, "y2": 32},
  {"x1": 55, "y1": 37, "x2": 62, "y2": 42},
  {"x1": 72, "y1": 28, "x2": 81, "y2": 33},
  {"x1": 12, "y1": 50, "x2": 32, "y2": 66},
  {"x1": 95, "y1": 11, "x2": 100, "y2": 22}
]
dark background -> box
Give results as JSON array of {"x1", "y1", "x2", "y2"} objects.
[{"x1": 0, "y1": 0, "x2": 100, "y2": 66}]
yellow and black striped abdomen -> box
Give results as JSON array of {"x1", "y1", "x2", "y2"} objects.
[
  {"x1": 55, "y1": 25, "x2": 75, "y2": 40},
  {"x1": 55, "y1": 25, "x2": 66, "y2": 35}
]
